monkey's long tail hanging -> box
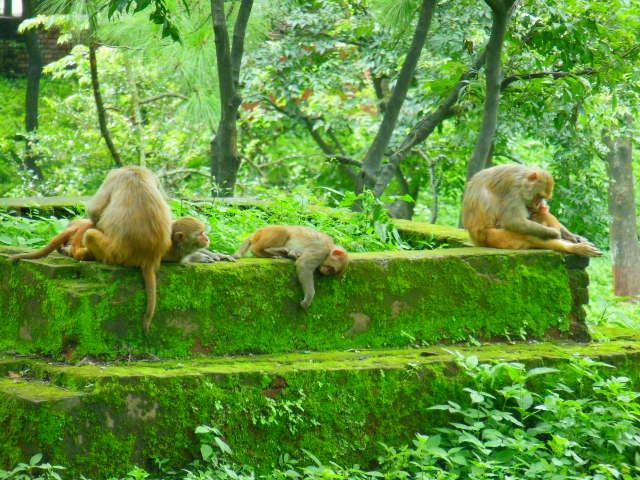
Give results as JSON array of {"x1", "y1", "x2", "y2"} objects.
[{"x1": 141, "y1": 261, "x2": 159, "y2": 334}]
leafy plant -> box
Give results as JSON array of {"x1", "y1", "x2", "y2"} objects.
[
  {"x1": 0, "y1": 453, "x2": 65, "y2": 480},
  {"x1": 378, "y1": 354, "x2": 640, "y2": 479}
]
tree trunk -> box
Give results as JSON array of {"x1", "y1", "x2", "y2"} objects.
[
  {"x1": 89, "y1": 42, "x2": 122, "y2": 167},
  {"x1": 358, "y1": 0, "x2": 436, "y2": 194},
  {"x1": 22, "y1": 0, "x2": 44, "y2": 179},
  {"x1": 210, "y1": 0, "x2": 253, "y2": 197},
  {"x1": 604, "y1": 116, "x2": 640, "y2": 299},
  {"x1": 125, "y1": 60, "x2": 146, "y2": 166},
  {"x1": 374, "y1": 49, "x2": 487, "y2": 200},
  {"x1": 466, "y1": 0, "x2": 516, "y2": 182}
]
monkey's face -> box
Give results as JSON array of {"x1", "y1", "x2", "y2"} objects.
[
  {"x1": 320, "y1": 247, "x2": 350, "y2": 276},
  {"x1": 196, "y1": 231, "x2": 210, "y2": 249},
  {"x1": 526, "y1": 170, "x2": 554, "y2": 209}
]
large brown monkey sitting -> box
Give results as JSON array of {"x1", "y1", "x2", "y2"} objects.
[
  {"x1": 462, "y1": 164, "x2": 601, "y2": 257},
  {"x1": 233, "y1": 225, "x2": 350, "y2": 308},
  {"x1": 84, "y1": 166, "x2": 173, "y2": 333}
]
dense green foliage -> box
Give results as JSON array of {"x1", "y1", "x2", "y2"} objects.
[
  {"x1": 0, "y1": 188, "x2": 408, "y2": 254},
  {"x1": 2, "y1": 356, "x2": 639, "y2": 479},
  {"x1": 2, "y1": 0, "x2": 638, "y2": 244}
]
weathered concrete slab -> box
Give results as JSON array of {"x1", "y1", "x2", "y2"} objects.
[
  {"x1": 1, "y1": 334, "x2": 640, "y2": 478},
  {"x1": 0, "y1": 245, "x2": 590, "y2": 360}
]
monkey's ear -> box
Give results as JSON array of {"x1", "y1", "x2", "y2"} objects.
[
  {"x1": 174, "y1": 232, "x2": 186, "y2": 242},
  {"x1": 332, "y1": 247, "x2": 347, "y2": 257},
  {"x1": 527, "y1": 172, "x2": 539, "y2": 182}
]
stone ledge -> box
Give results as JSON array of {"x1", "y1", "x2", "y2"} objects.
[
  {"x1": 0, "y1": 245, "x2": 590, "y2": 360},
  {"x1": 1, "y1": 335, "x2": 639, "y2": 478}
]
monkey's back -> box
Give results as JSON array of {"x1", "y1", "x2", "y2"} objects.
[{"x1": 88, "y1": 166, "x2": 172, "y2": 265}]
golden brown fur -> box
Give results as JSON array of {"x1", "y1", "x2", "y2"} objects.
[
  {"x1": 9, "y1": 218, "x2": 95, "y2": 262},
  {"x1": 233, "y1": 225, "x2": 350, "y2": 308},
  {"x1": 84, "y1": 166, "x2": 172, "y2": 333},
  {"x1": 162, "y1": 216, "x2": 211, "y2": 263},
  {"x1": 462, "y1": 164, "x2": 601, "y2": 257}
]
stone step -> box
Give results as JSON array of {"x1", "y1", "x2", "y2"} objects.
[
  {"x1": 1, "y1": 334, "x2": 639, "y2": 478},
  {"x1": 1, "y1": 245, "x2": 591, "y2": 360}
]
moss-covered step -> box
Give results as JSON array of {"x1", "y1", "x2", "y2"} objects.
[
  {"x1": 2, "y1": 333, "x2": 640, "y2": 479},
  {"x1": 0, "y1": 245, "x2": 591, "y2": 360}
]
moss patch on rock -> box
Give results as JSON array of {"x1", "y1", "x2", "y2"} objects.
[
  {"x1": 1, "y1": 336, "x2": 640, "y2": 478},
  {"x1": 1, "y1": 246, "x2": 588, "y2": 360}
]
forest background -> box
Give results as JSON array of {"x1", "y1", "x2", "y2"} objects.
[{"x1": 0, "y1": 0, "x2": 639, "y2": 325}]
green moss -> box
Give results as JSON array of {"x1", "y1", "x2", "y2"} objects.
[
  {"x1": 0, "y1": 245, "x2": 587, "y2": 360},
  {"x1": 2, "y1": 334, "x2": 640, "y2": 477}
]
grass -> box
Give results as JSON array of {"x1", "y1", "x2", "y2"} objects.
[{"x1": 585, "y1": 254, "x2": 640, "y2": 329}]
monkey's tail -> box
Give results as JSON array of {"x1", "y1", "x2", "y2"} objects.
[
  {"x1": 232, "y1": 238, "x2": 252, "y2": 259},
  {"x1": 141, "y1": 260, "x2": 160, "y2": 334},
  {"x1": 9, "y1": 230, "x2": 73, "y2": 262}
]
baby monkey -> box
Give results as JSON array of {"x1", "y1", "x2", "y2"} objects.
[
  {"x1": 233, "y1": 225, "x2": 350, "y2": 308},
  {"x1": 529, "y1": 199, "x2": 590, "y2": 245}
]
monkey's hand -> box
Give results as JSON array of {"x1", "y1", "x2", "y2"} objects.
[{"x1": 185, "y1": 249, "x2": 236, "y2": 263}]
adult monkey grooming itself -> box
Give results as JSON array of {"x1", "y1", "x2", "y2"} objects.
[
  {"x1": 462, "y1": 164, "x2": 602, "y2": 257},
  {"x1": 84, "y1": 166, "x2": 172, "y2": 333},
  {"x1": 233, "y1": 225, "x2": 350, "y2": 308}
]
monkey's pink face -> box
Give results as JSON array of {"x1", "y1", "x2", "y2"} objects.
[{"x1": 198, "y1": 232, "x2": 210, "y2": 248}]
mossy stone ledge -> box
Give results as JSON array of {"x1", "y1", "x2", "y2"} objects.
[
  {"x1": 2, "y1": 337, "x2": 640, "y2": 479},
  {"x1": 1, "y1": 243, "x2": 589, "y2": 360}
]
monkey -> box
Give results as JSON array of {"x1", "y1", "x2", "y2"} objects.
[
  {"x1": 233, "y1": 225, "x2": 350, "y2": 308},
  {"x1": 529, "y1": 198, "x2": 590, "y2": 245},
  {"x1": 163, "y1": 216, "x2": 235, "y2": 264},
  {"x1": 9, "y1": 218, "x2": 95, "y2": 262},
  {"x1": 462, "y1": 164, "x2": 602, "y2": 257},
  {"x1": 11, "y1": 213, "x2": 233, "y2": 266},
  {"x1": 83, "y1": 166, "x2": 173, "y2": 334}
]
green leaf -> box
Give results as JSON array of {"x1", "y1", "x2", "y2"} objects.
[
  {"x1": 215, "y1": 436, "x2": 233, "y2": 455},
  {"x1": 200, "y1": 444, "x2": 213, "y2": 461}
]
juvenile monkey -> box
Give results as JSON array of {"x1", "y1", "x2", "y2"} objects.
[
  {"x1": 529, "y1": 199, "x2": 589, "y2": 245},
  {"x1": 163, "y1": 216, "x2": 235, "y2": 264},
  {"x1": 462, "y1": 164, "x2": 601, "y2": 257},
  {"x1": 9, "y1": 218, "x2": 95, "y2": 262},
  {"x1": 233, "y1": 225, "x2": 350, "y2": 308},
  {"x1": 84, "y1": 166, "x2": 173, "y2": 333}
]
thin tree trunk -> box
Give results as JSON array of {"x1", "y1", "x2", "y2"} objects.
[
  {"x1": 604, "y1": 115, "x2": 640, "y2": 299},
  {"x1": 125, "y1": 60, "x2": 146, "y2": 167},
  {"x1": 22, "y1": 0, "x2": 43, "y2": 179},
  {"x1": 358, "y1": 0, "x2": 436, "y2": 194},
  {"x1": 466, "y1": 0, "x2": 516, "y2": 182},
  {"x1": 89, "y1": 42, "x2": 122, "y2": 167},
  {"x1": 210, "y1": 0, "x2": 253, "y2": 197},
  {"x1": 374, "y1": 49, "x2": 487, "y2": 198}
]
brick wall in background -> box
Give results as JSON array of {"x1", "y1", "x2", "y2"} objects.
[{"x1": 0, "y1": 18, "x2": 72, "y2": 76}]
